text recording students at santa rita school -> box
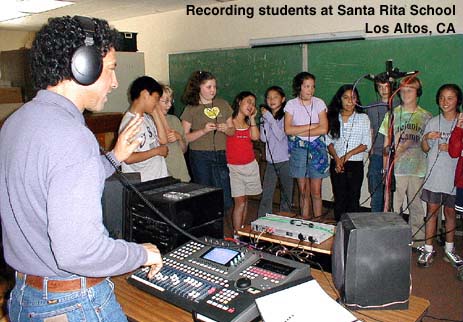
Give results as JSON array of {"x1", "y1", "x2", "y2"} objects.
[
  {"x1": 226, "y1": 91, "x2": 262, "y2": 236},
  {"x1": 379, "y1": 76, "x2": 432, "y2": 249},
  {"x1": 258, "y1": 86, "x2": 293, "y2": 217},
  {"x1": 119, "y1": 76, "x2": 169, "y2": 182},
  {"x1": 0, "y1": 16, "x2": 162, "y2": 322},
  {"x1": 284, "y1": 72, "x2": 329, "y2": 220},
  {"x1": 418, "y1": 84, "x2": 463, "y2": 270},
  {"x1": 180, "y1": 71, "x2": 235, "y2": 230},
  {"x1": 326, "y1": 85, "x2": 371, "y2": 222}
]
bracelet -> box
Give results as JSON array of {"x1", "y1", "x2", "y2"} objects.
[{"x1": 250, "y1": 124, "x2": 257, "y2": 127}]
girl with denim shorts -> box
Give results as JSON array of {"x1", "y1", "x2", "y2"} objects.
[{"x1": 284, "y1": 72, "x2": 329, "y2": 219}]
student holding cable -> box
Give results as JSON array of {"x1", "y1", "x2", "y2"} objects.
[
  {"x1": 326, "y1": 84, "x2": 371, "y2": 222},
  {"x1": 418, "y1": 84, "x2": 462, "y2": 268},
  {"x1": 258, "y1": 86, "x2": 293, "y2": 217}
]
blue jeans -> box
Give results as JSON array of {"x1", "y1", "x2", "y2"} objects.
[
  {"x1": 8, "y1": 275, "x2": 127, "y2": 322},
  {"x1": 367, "y1": 154, "x2": 385, "y2": 212},
  {"x1": 189, "y1": 150, "x2": 232, "y2": 210},
  {"x1": 258, "y1": 161, "x2": 293, "y2": 217}
]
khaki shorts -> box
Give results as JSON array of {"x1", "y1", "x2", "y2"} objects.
[{"x1": 228, "y1": 160, "x2": 262, "y2": 197}]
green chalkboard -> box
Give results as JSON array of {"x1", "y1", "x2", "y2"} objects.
[
  {"x1": 308, "y1": 35, "x2": 463, "y2": 115},
  {"x1": 169, "y1": 45, "x2": 302, "y2": 117}
]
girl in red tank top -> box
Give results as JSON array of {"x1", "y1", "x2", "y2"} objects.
[{"x1": 226, "y1": 91, "x2": 262, "y2": 236}]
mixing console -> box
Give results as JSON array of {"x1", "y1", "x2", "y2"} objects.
[{"x1": 128, "y1": 237, "x2": 311, "y2": 322}]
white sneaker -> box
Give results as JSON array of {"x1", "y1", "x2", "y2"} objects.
[
  {"x1": 444, "y1": 248, "x2": 463, "y2": 267},
  {"x1": 417, "y1": 248, "x2": 435, "y2": 268}
]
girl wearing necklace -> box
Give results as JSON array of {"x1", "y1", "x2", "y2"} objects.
[
  {"x1": 326, "y1": 85, "x2": 371, "y2": 222},
  {"x1": 419, "y1": 84, "x2": 463, "y2": 268},
  {"x1": 284, "y1": 72, "x2": 329, "y2": 220},
  {"x1": 181, "y1": 71, "x2": 235, "y2": 226}
]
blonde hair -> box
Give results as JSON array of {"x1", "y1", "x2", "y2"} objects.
[{"x1": 162, "y1": 84, "x2": 173, "y2": 98}]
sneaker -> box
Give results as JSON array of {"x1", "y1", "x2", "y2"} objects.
[
  {"x1": 443, "y1": 248, "x2": 463, "y2": 267},
  {"x1": 413, "y1": 245, "x2": 425, "y2": 253},
  {"x1": 417, "y1": 248, "x2": 436, "y2": 267}
]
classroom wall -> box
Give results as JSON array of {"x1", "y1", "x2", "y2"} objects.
[
  {"x1": 0, "y1": 30, "x2": 34, "y2": 51},
  {"x1": 112, "y1": 0, "x2": 463, "y2": 83}
]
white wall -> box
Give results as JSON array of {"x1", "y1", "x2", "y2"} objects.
[{"x1": 112, "y1": 0, "x2": 462, "y2": 83}]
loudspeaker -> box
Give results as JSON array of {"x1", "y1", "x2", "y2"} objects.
[
  {"x1": 124, "y1": 180, "x2": 224, "y2": 254},
  {"x1": 71, "y1": 16, "x2": 103, "y2": 85},
  {"x1": 102, "y1": 172, "x2": 141, "y2": 238},
  {"x1": 332, "y1": 212, "x2": 411, "y2": 310},
  {"x1": 119, "y1": 32, "x2": 138, "y2": 52}
]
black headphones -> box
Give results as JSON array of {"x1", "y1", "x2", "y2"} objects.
[
  {"x1": 71, "y1": 16, "x2": 103, "y2": 86},
  {"x1": 415, "y1": 79, "x2": 423, "y2": 97}
]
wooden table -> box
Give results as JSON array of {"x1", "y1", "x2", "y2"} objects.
[
  {"x1": 113, "y1": 270, "x2": 429, "y2": 322},
  {"x1": 237, "y1": 213, "x2": 334, "y2": 255}
]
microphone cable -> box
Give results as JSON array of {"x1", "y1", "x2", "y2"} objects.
[{"x1": 259, "y1": 110, "x2": 293, "y2": 213}]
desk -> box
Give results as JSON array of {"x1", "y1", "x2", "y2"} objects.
[
  {"x1": 113, "y1": 270, "x2": 429, "y2": 322},
  {"x1": 237, "y1": 213, "x2": 334, "y2": 255}
]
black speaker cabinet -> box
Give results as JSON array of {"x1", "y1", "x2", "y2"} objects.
[
  {"x1": 124, "y1": 180, "x2": 224, "y2": 254},
  {"x1": 332, "y1": 212, "x2": 411, "y2": 310},
  {"x1": 102, "y1": 172, "x2": 141, "y2": 238}
]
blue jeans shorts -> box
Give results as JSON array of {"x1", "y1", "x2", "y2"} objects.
[
  {"x1": 289, "y1": 147, "x2": 329, "y2": 179},
  {"x1": 8, "y1": 273, "x2": 127, "y2": 322}
]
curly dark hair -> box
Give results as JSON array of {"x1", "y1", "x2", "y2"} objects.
[
  {"x1": 181, "y1": 70, "x2": 216, "y2": 106},
  {"x1": 30, "y1": 16, "x2": 119, "y2": 90},
  {"x1": 327, "y1": 84, "x2": 364, "y2": 139}
]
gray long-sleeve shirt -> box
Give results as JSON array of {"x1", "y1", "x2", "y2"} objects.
[{"x1": 0, "y1": 90, "x2": 146, "y2": 278}]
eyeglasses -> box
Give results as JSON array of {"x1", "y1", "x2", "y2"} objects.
[{"x1": 160, "y1": 98, "x2": 174, "y2": 105}]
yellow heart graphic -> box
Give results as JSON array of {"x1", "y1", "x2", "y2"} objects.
[{"x1": 204, "y1": 106, "x2": 220, "y2": 119}]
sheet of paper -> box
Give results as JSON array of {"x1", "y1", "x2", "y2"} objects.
[{"x1": 255, "y1": 279, "x2": 358, "y2": 322}]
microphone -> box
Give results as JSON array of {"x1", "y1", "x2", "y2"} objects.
[
  {"x1": 366, "y1": 59, "x2": 419, "y2": 83},
  {"x1": 386, "y1": 59, "x2": 393, "y2": 77}
]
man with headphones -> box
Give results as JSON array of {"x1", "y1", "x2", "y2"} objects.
[
  {"x1": 0, "y1": 16, "x2": 162, "y2": 321},
  {"x1": 379, "y1": 76, "x2": 432, "y2": 250}
]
